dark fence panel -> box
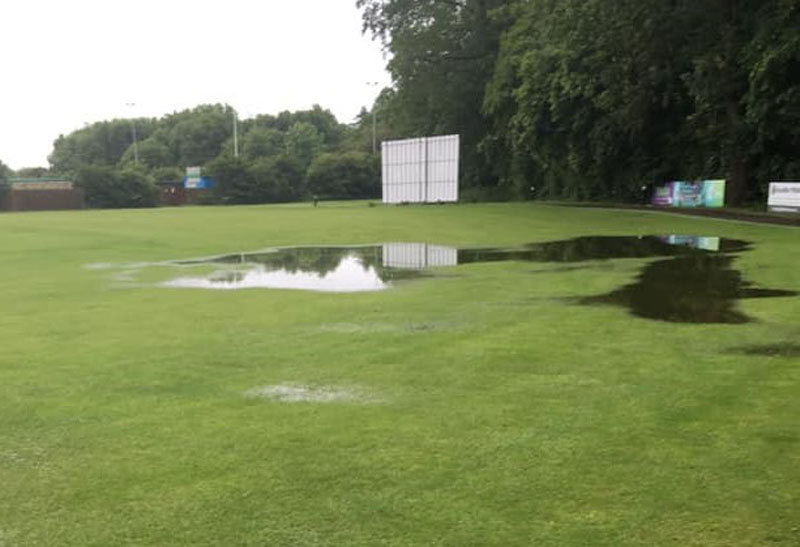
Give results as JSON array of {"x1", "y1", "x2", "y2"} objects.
[{"x1": 3, "y1": 189, "x2": 85, "y2": 211}]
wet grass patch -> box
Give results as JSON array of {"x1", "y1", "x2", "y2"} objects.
[
  {"x1": 733, "y1": 343, "x2": 800, "y2": 358},
  {"x1": 0, "y1": 202, "x2": 798, "y2": 546}
]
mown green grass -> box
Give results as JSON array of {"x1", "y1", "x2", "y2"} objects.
[{"x1": 1, "y1": 202, "x2": 798, "y2": 546}]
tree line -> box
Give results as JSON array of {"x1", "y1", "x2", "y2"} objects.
[
  {"x1": 5, "y1": 1, "x2": 797, "y2": 208},
  {"x1": 4, "y1": 104, "x2": 380, "y2": 208},
  {"x1": 359, "y1": 0, "x2": 800, "y2": 205}
]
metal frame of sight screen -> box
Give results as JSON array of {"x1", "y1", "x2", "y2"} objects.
[{"x1": 381, "y1": 134, "x2": 459, "y2": 204}]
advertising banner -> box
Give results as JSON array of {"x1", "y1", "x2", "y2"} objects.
[
  {"x1": 651, "y1": 180, "x2": 725, "y2": 208},
  {"x1": 768, "y1": 182, "x2": 800, "y2": 213},
  {"x1": 185, "y1": 166, "x2": 202, "y2": 189},
  {"x1": 184, "y1": 166, "x2": 214, "y2": 189}
]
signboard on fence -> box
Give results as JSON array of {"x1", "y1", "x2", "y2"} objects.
[
  {"x1": 184, "y1": 166, "x2": 213, "y2": 189},
  {"x1": 767, "y1": 182, "x2": 800, "y2": 213},
  {"x1": 382, "y1": 135, "x2": 459, "y2": 204},
  {"x1": 185, "y1": 166, "x2": 202, "y2": 189},
  {"x1": 652, "y1": 180, "x2": 726, "y2": 208}
]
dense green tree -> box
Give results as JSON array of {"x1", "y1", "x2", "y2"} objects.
[
  {"x1": 345, "y1": 89, "x2": 402, "y2": 154},
  {"x1": 361, "y1": 0, "x2": 800, "y2": 205},
  {"x1": 274, "y1": 105, "x2": 344, "y2": 147},
  {"x1": 120, "y1": 135, "x2": 173, "y2": 169},
  {"x1": 249, "y1": 156, "x2": 306, "y2": 203},
  {"x1": 484, "y1": 0, "x2": 696, "y2": 200},
  {"x1": 207, "y1": 155, "x2": 306, "y2": 204},
  {"x1": 358, "y1": 0, "x2": 508, "y2": 189},
  {"x1": 0, "y1": 160, "x2": 11, "y2": 208},
  {"x1": 151, "y1": 166, "x2": 184, "y2": 183},
  {"x1": 49, "y1": 118, "x2": 155, "y2": 174},
  {"x1": 14, "y1": 167, "x2": 51, "y2": 178},
  {"x1": 679, "y1": 0, "x2": 760, "y2": 204},
  {"x1": 284, "y1": 122, "x2": 325, "y2": 170},
  {"x1": 46, "y1": 103, "x2": 367, "y2": 207},
  {"x1": 75, "y1": 165, "x2": 158, "y2": 208},
  {"x1": 205, "y1": 156, "x2": 254, "y2": 204},
  {"x1": 0, "y1": 159, "x2": 12, "y2": 182},
  {"x1": 168, "y1": 104, "x2": 234, "y2": 167},
  {"x1": 743, "y1": 0, "x2": 800, "y2": 197},
  {"x1": 307, "y1": 152, "x2": 379, "y2": 199},
  {"x1": 241, "y1": 127, "x2": 285, "y2": 160}
]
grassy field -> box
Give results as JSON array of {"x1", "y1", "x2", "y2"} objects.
[{"x1": 0, "y1": 202, "x2": 798, "y2": 546}]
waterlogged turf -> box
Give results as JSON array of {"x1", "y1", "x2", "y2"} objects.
[
  {"x1": 0, "y1": 202, "x2": 798, "y2": 546},
  {"x1": 99, "y1": 236, "x2": 794, "y2": 323}
]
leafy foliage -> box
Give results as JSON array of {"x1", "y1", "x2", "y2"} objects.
[
  {"x1": 0, "y1": 159, "x2": 12, "y2": 183},
  {"x1": 284, "y1": 122, "x2": 325, "y2": 170},
  {"x1": 358, "y1": 0, "x2": 507, "y2": 189},
  {"x1": 206, "y1": 155, "x2": 306, "y2": 205},
  {"x1": 360, "y1": 0, "x2": 800, "y2": 205},
  {"x1": 45, "y1": 103, "x2": 377, "y2": 208},
  {"x1": 249, "y1": 156, "x2": 306, "y2": 203},
  {"x1": 14, "y1": 167, "x2": 51, "y2": 178},
  {"x1": 74, "y1": 166, "x2": 159, "y2": 209},
  {"x1": 307, "y1": 152, "x2": 380, "y2": 199},
  {"x1": 0, "y1": 160, "x2": 10, "y2": 210}
]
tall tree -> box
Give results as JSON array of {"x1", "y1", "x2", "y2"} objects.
[
  {"x1": 49, "y1": 118, "x2": 155, "y2": 174},
  {"x1": 681, "y1": 0, "x2": 761, "y2": 204},
  {"x1": 0, "y1": 159, "x2": 12, "y2": 182},
  {"x1": 484, "y1": 0, "x2": 696, "y2": 199},
  {"x1": 358, "y1": 0, "x2": 508, "y2": 189},
  {"x1": 284, "y1": 122, "x2": 325, "y2": 170},
  {"x1": 167, "y1": 104, "x2": 234, "y2": 167},
  {"x1": 742, "y1": 0, "x2": 800, "y2": 196}
]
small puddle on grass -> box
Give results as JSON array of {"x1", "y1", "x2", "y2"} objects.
[
  {"x1": 244, "y1": 384, "x2": 379, "y2": 403},
  {"x1": 98, "y1": 236, "x2": 796, "y2": 324}
]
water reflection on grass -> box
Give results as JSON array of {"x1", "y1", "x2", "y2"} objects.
[{"x1": 105, "y1": 236, "x2": 796, "y2": 323}]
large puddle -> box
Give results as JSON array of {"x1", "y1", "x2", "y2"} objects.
[{"x1": 99, "y1": 236, "x2": 796, "y2": 323}]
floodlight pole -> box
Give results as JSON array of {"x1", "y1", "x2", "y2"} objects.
[
  {"x1": 125, "y1": 102, "x2": 139, "y2": 164},
  {"x1": 232, "y1": 108, "x2": 239, "y2": 158},
  {"x1": 372, "y1": 109, "x2": 377, "y2": 155}
]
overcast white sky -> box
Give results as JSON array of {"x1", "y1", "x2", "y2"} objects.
[{"x1": 0, "y1": 0, "x2": 391, "y2": 169}]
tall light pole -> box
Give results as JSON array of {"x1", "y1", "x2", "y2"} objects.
[
  {"x1": 125, "y1": 102, "x2": 139, "y2": 164},
  {"x1": 232, "y1": 107, "x2": 239, "y2": 158},
  {"x1": 366, "y1": 82, "x2": 380, "y2": 154}
]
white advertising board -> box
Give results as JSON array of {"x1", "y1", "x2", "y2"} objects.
[
  {"x1": 185, "y1": 166, "x2": 202, "y2": 189},
  {"x1": 382, "y1": 135, "x2": 459, "y2": 203},
  {"x1": 768, "y1": 182, "x2": 800, "y2": 212}
]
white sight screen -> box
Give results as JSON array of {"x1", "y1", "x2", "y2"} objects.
[
  {"x1": 381, "y1": 135, "x2": 459, "y2": 204},
  {"x1": 382, "y1": 243, "x2": 458, "y2": 270}
]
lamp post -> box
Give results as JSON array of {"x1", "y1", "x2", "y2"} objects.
[
  {"x1": 232, "y1": 107, "x2": 239, "y2": 158},
  {"x1": 125, "y1": 102, "x2": 139, "y2": 164},
  {"x1": 366, "y1": 82, "x2": 380, "y2": 154}
]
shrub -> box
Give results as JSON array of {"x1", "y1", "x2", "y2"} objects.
[
  {"x1": 75, "y1": 166, "x2": 159, "y2": 208},
  {"x1": 306, "y1": 151, "x2": 379, "y2": 200},
  {"x1": 249, "y1": 156, "x2": 306, "y2": 203}
]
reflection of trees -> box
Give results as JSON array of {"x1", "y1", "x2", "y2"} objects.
[
  {"x1": 193, "y1": 237, "x2": 752, "y2": 277},
  {"x1": 583, "y1": 254, "x2": 796, "y2": 323},
  {"x1": 208, "y1": 271, "x2": 246, "y2": 285},
  {"x1": 458, "y1": 237, "x2": 749, "y2": 264},
  {"x1": 172, "y1": 238, "x2": 794, "y2": 323},
  {"x1": 208, "y1": 246, "x2": 385, "y2": 277}
]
